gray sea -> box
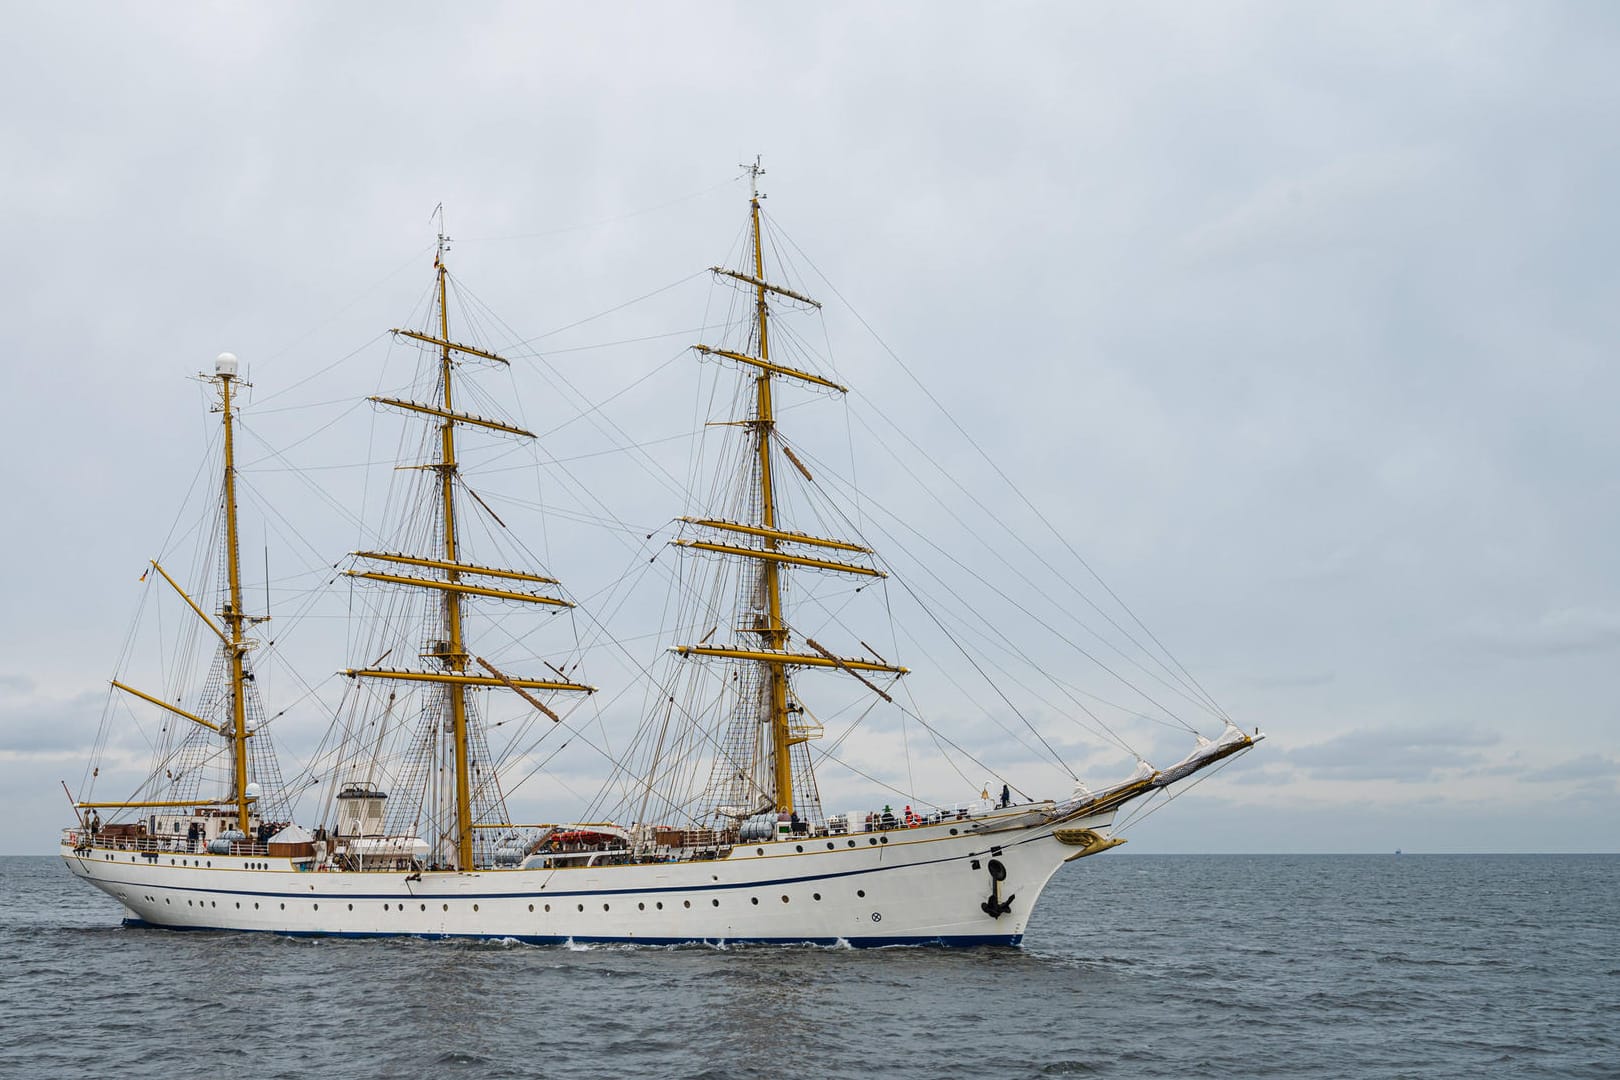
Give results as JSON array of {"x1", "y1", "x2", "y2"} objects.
[{"x1": 1, "y1": 854, "x2": 1613, "y2": 1079}]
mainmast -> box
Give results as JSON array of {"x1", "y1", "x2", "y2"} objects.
[
  {"x1": 744, "y1": 163, "x2": 796, "y2": 813},
  {"x1": 215, "y1": 352, "x2": 254, "y2": 834},
  {"x1": 675, "y1": 161, "x2": 907, "y2": 819},
  {"x1": 430, "y1": 231, "x2": 478, "y2": 871},
  {"x1": 345, "y1": 222, "x2": 593, "y2": 869}
]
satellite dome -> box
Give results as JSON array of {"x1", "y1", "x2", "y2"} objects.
[{"x1": 215, "y1": 352, "x2": 239, "y2": 376}]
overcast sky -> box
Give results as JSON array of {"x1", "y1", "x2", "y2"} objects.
[{"x1": 3, "y1": 2, "x2": 1616, "y2": 854}]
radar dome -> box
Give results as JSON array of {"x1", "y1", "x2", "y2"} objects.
[
  {"x1": 245, "y1": 781, "x2": 262, "y2": 800},
  {"x1": 215, "y1": 352, "x2": 239, "y2": 376}
]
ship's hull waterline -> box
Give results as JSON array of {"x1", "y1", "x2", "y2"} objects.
[{"x1": 61, "y1": 807, "x2": 1114, "y2": 947}]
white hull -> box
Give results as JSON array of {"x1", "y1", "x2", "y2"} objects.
[{"x1": 62, "y1": 805, "x2": 1113, "y2": 947}]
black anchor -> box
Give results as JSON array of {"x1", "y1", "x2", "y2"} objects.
[{"x1": 980, "y1": 858, "x2": 1015, "y2": 918}]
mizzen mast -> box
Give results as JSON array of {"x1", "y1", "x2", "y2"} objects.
[{"x1": 215, "y1": 352, "x2": 255, "y2": 834}]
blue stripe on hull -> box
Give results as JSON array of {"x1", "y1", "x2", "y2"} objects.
[{"x1": 120, "y1": 918, "x2": 1022, "y2": 949}]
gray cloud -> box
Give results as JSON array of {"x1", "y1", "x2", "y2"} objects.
[
  {"x1": 4, "y1": 3, "x2": 1619, "y2": 852},
  {"x1": 1285, "y1": 725, "x2": 1502, "y2": 784},
  {"x1": 1520, "y1": 753, "x2": 1620, "y2": 785},
  {"x1": 1458, "y1": 609, "x2": 1620, "y2": 658}
]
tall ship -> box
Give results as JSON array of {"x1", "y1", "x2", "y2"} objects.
[{"x1": 61, "y1": 169, "x2": 1258, "y2": 946}]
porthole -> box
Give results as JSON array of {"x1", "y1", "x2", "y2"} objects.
[
  {"x1": 638, "y1": 902, "x2": 645, "y2": 910},
  {"x1": 280, "y1": 903, "x2": 286, "y2": 910},
  {"x1": 756, "y1": 847, "x2": 764, "y2": 856},
  {"x1": 165, "y1": 898, "x2": 171, "y2": 904},
  {"x1": 544, "y1": 904, "x2": 551, "y2": 912},
  {"x1": 857, "y1": 889, "x2": 866, "y2": 898},
  {"x1": 211, "y1": 901, "x2": 216, "y2": 907},
  {"x1": 578, "y1": 904, "x2": 585, "y2": 912},
  {"x1": 683, "y1": 900, "x2": 691, "y2": 909},
  {"x1": 443, "y1": 904, "x2": 449, "y2": 911},
  {"x1": 827, "y1": 842, "x2": 835, "y2": 850},
  {"x1": 880, "y1": 836, "x2": 888, "y2": 844},
  {"x1": 781, "y1": 895, "x2": 790, "y2": 904},
  {"x1": 187, "y1": 900, "x2": 193, "y2": 906},
  {"x1": 711, "y1": 899, "x2": 720, "y2": 907},
  {"x1": 528, "y1": 904, "x2": 534, "y2": 912},
  {"x1": 206, "y1": 861, "x2": 211, "y2": 867},
  {"x1": 795, "y1": 845, "x2": 803, "y2": 853},
  {"x1": 751, "y1": 897, "x2": 759, "y2": 906},
  {"x1": 348, "y1": 904, "x2": 353, "y2": 911},
  {"x1": 603, "y1": 904, "x2": 610, "y2": 912},
  {"x1": 813, "y1": 893, "x2": 822, "y2": 901},
  {"x1": 235, "y1": 902, "x2": 240, "y2": 909},
  {"x1": 656, "y1": 902, "x2": 664, "y2": 910},
  {"x1": 950, "y1": 828, "x2": 959, "y2": 836},
  {"x1": 254, "y1": 902, "x2": 259, "y2": 909},
  {"x1": 848, "y1": 840, "x2": 856, "y2": 847},
  {"x1": 869, "y1": 838, "x2": 877, "y2": 845},
  {"x1": 313, "y1": 903, "x2": 319, "y2": 910},
  {"x1": 473, "y1": 904, "x2": 479, "y2": 912},
  {"x1": 420, "y1": 903, "x2": 427, "y2": 911}
]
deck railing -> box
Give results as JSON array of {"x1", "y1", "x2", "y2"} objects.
[{"x1": 61, "y1": 828, "x2": 272, "y2": 857}]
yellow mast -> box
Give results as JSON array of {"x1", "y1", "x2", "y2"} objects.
[
  {"x1": 214, "y1": 354, "x2": 253, "y2": 833},
  {"x1": 430, "y1": 230, "x2": 478, "y2": 871},
  {"x1": 347, "y1": 221, "x2": 594, "y2": 870},
  {"x1": 740, "y1": 162, "x2": 797, "y2": 815},
  {"x1": 675, "y1": 163, "x2": 907, "y2": 822}
]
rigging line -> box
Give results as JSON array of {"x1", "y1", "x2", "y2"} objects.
[
  {"x1": 541, "y1": 325, "x2": 720, "y2": 356},
  {"x1": 877, "y1": 554, "x2": 1078, "y2": 777},
  {"x1": 442, "y1": 277, "x2": 693, "y2": 501},
  {"x1": 254, "y1": 246, "x2": 434, "y2": 380},
  {"x1": 460, "y1": 530, "x2": 777, "y2": 822},
  {"x1": 153, "y1": 427, "x2": 219, "y2": 568},
  {"x1": 479, "y1": 430, "x2": 696, "y2": 471},
  {"x1": 776, "y1": 227, "x2": 1229, "y2": 722},
  {"x1": 252, "y1": 332, "x2": 392, "y2": 408},
  {"x1": 234, "y1": 473, "x2": 348, "y2": 571},
  {"x1": 250, "y1": 395, "x2": 369, "y2": 416},
  {"x1": 850, "y1": 398, "x2": 1214, "y2": 721},
  {"x1": 771, "y1": 430, "x2": 1143, "y2": 753},
  {"x1": 881, "y1": 601, "x2": 1102, "y2": 763},
  {"x1": 790, "y1": 424, "x2": 1204, "y2": 731},
  {"x1": 777, "y1": 445, "x2": 1172, "y2": 749},
  {"x1": 534, "y1": 354, "x2": 685, "y2": 442},
  {"x1": 512, "y1": 269, "x2": 710, "y2": 345},
  {"x1": 804, "y1": 744, "x2": 928, "y2": 808},
  {"x1": 1112, "y1": 749, "x2": 1249, "y2": 835},
  {"x1": 894, "y1": 679, "x2": 1008, "y2": 792},
  {"x1": 238, "y1": 398, "x2": 367, "y2": 469},
  {"x1": 235, "y1": 422, "x2": 373, "y2": 540},
  {"x1": 459, "y1": 174, "x2": 739, "y2": 243}
]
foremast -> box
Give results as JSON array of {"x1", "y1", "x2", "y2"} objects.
[
  {"x1": 675, "y1": 162, "x2": 907, "y2": 819},
  {"x1": 344, "y1": 227, "x2": 593, "y2": 870}
]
